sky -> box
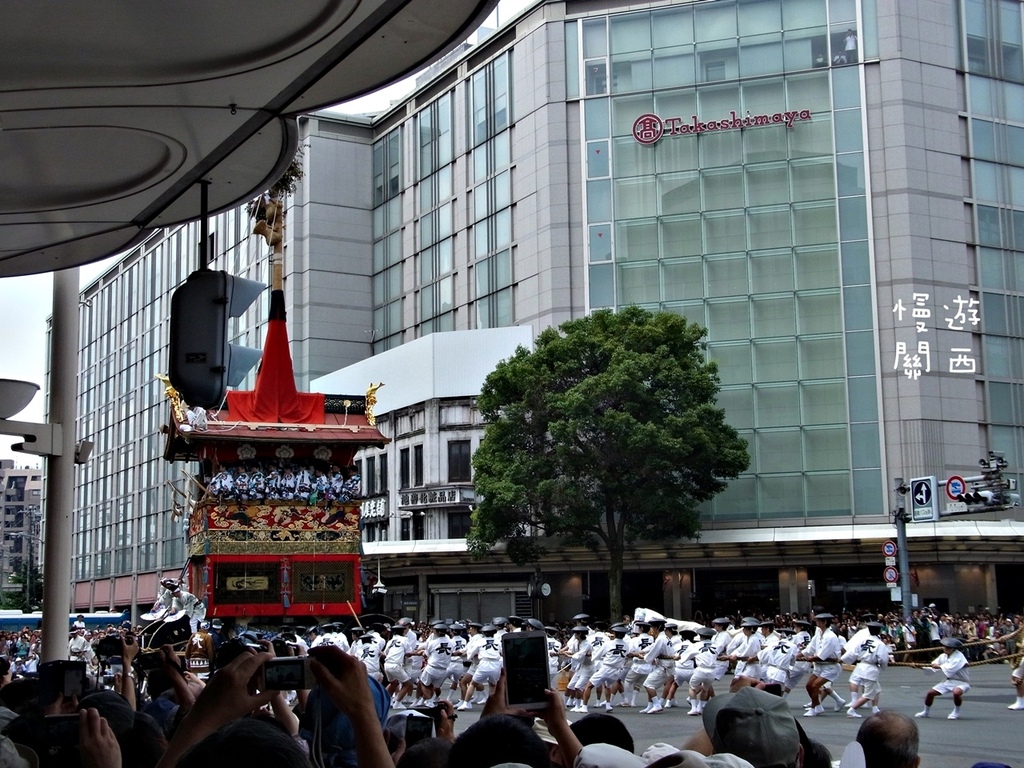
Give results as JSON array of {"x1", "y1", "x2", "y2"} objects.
[{"x1": 0, "y1": 0, "x2": 532, "y2": 467}]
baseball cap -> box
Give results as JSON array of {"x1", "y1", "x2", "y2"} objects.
[{"x1": 702, "y1": 687, "x2": 800, "y2": 768}]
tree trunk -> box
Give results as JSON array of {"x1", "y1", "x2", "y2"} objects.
[{"x1": 608, "y1": 545, "x2": 624, "y2": 620}]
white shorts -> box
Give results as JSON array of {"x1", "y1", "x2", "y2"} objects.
[
  {"x1": 473, "y1": 666, "x2": 501, "y2": 686},
  {"x1": 384, "y1": 663, "x2": 410, "y2": 683},
  {"x1": 850, "y1": 675, "x2": 881, "y2": 698},
  {"x1": 645, "y1": 666, "x2": 671, "y2": 690},
  {"x1": 420, "y1": 666, "x2": 448, "y2": 688},
  {"x1": 813, "y1": 663, "x2": 841, "y2": 682},
  {"x1": 1012, "y1": 660, "x2": 1024, "y2": 681},
  {"x1": 588, "y1": 667, "x2": 622, "y2": 689},
  {"x1": 714, "y1": 662, "x2": 730, "y2": 681},
  {"x1": 785, "y1": 668, "x2": 808, "y2": 690},
  {"x1": 569, "y1": 667, "x2": 593, "y2": 690},
  {"x1": 931, "y1": 679, "x2": 970, "y2": 695},
  {"x1": 625, "y1": 667, "x2": 650, "y2": 687},
  {"x1": 689, "y1": 669, "x2": 716, "y2": 691},
  {"x1": 764, "y1": 666, "x2": 789, "y2": 685},
  {"x1": 674, "y1": 667, "x2": 694, "y2": 686}
]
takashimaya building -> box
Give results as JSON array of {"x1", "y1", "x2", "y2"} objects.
[{"x1": 68, "y1": 0, "x2": 1024, "y2": 622}]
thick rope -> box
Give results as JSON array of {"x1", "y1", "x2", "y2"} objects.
[{"x1": 886, "y1": 624, "x2": 1023, "y2": 667}]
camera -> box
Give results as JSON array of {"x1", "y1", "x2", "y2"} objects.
[
  {"x1": 213, "y1": 637, "x2": 261, "y2": 672},
  {"x1": 96, "y1": 635, "x2": 123, "y2": 659},
  {"x1": 385, "y1": 711, "x2": 434, "y2": 749},
  {"x1": 38, "y1": 660, "x2": 87, "y2": 706},
  {"x1": 261, "y1": 657, "x2": 314, "y2": 690}
]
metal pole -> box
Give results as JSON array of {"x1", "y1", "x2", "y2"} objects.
[
  {"x1": 41, "y1": 267, "x2": 80, "y2": 661},
  {"x1": 893, "y1": 478, "x2": 913, "y2": 623}
]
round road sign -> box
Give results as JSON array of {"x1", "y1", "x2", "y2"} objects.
[
  {"x1": 882, "y1": 540, "x2": 897, "y2": 557},
  {"x1": 946, "y1": 475, "x2": 966, "y2": 500},
  {"x1": 883, "y1": 566, "x2": 899, "y2": 584}
]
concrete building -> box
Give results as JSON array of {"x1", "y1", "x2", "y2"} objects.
[
  {"x1": 67, "y1": 0, "x2": 1024, "y2": 620},
  {"x1": 0, "y1": 460, "x2": 43, "y2": 600}
]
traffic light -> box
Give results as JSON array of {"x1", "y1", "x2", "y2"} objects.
[
  {"x1": 954, "y1": 489, "x2": 1021, "y2": 508},
  {"x1": 954, "y1": 490, "x2": 992, "y2": 505},
  {"x1": 168, "y1": 270, "x2": 264, "y2": 408}
]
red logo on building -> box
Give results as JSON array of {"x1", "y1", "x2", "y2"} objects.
[{"x1": 632, "y1": 113, "x2": 664, "y2": 145}]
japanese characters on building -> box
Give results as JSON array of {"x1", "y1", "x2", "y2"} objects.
[{"x1": 892, "y1": 292, "x2": 980, "y2": 379}]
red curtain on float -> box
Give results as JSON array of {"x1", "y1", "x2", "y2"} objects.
[{"x1": 226, "y1": 290, "x2": 324, "y2": 423}]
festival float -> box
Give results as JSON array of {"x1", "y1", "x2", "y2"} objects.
[{"x1": 160, "y1": 180, "x2": 387, "y2": 625}]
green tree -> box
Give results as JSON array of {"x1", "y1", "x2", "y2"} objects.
[{"x1": 469, "y1": 307, "x2": 749, "y2": 618}]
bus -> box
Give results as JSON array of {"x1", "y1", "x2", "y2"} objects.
[{"x1": 0, "y1": 609, "x2": 131, "y2": 633}]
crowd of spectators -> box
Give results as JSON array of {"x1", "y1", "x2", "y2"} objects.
[{"x1": 0, "y1": 606, "x2": 1017, "y2": 768}]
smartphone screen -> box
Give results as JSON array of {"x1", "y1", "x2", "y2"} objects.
[{"x1": 502, "y1": 630, "x2": 550, "y2": 710}]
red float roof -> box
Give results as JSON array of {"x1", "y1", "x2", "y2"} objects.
[{"x1": 164, "y1": 289, "x2": 386, "y2": 461}]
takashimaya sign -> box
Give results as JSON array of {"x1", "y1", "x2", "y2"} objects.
[{"x1": 633, "y1": 109, "x2": 812, "y2": 145}]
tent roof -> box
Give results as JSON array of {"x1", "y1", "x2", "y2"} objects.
[{"x1": 1, "y1": 0, "x2": 498, "y2": 277}]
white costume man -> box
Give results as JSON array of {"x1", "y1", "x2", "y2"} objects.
[
  {"x1": 667, "y1": 626, "x2": 696, "y2": 709},
  {"x1": 354, "y1": 631, "x2": 383, "y2": 682},
  {"x1": 157, "y1": 579, "x2": 207, "y2": 633},
  {"x1": 916, "y1": 636, "x2": 971, "y2": 720},
  {"x1": 586, "y1": 624, "x2": 629, "y2": 712},
  {"x1": 456, "y1": 622, "x2": 486, "y2": 711},
  {"x1": 761, "y1": 628, "x2": 800, "y2": 691},
  {"x1": 383, "y1": 624, "x2": 415, "y2": 709},
  {"x1": 785, "y1": 619, "x2": 813, "y2": 694},
  {"x1": 622, "y1": 621, "x2": 654, "y2": 707},
  {"x1": 68, "y1": 628, "x2": 95, "y2": 664},
  {"x1": 709, "y1": 617, "x2": 733, "y2": 685},
  {"x1": 843, "y1": 621, "x2": 890, "y2": 717},
  {"x1": 564, "y1": 625, "x2": 594, "y2": 710},
  {"x1": 468, "y1": 625, "x2": 503, "y2": 705},
  {"x1": 418, "y1": 623, "x2": 454, "y2": 705},
  {"x1": 443, "y1": 623, "x2": 468, "y2": 702},
  {"x1": 803, "y1": 612, "x2": 845, "y2": 717},
  {"x1": 728, "y1": 617, "x2": 764, "y2": 692},
  {"x1": 640, "y1": 618, "x2": 673, "y2": 713},
  {"x1": 685, "y1": 627, "x2": 720, "y2": 715}
]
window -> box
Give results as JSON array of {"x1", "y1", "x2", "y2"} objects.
[
  {"x1": 475, "y1": 249, "x2": 514, "y2": 328},
  {"x1": 470, "y1": 52, "x2": 512, "y2": 147},
  {"x1": 401, "y1": 518, "x2": 411, "y2": 541},
  {"x1": 372, "y1": 128, "x2": 404, "y2": 354},
  {"x1": 365, "y1": 456, "x2": 376, "y2": 496},
  {"x1": 413, "y1": 513, "x2": 425, "y2": 540},
  {"x1": 418, "y1": 92, "x2": 454, "y2": 180},
  {"x1": 373, "y1": 128, "x2": 402, "y2": 206},
  {"x1": 379, "y1": 454, "x2": 389, "y2": 494},
  {"x1": 400, "y1": 448, "x2": 410, "y2": 489},
  {"x1": 448, "y1": 440, "x2": 472, "y2": 482},
  {"x1": 448, "y1": 510, "x2": 472, "y2": 539},
  {"x1": 413, "y1": 445, "x2": 424, "y2": 487}
]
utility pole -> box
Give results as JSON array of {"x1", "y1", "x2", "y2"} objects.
[{"x1": 893, "y1": 477, "x2": 913, "y2": 623}]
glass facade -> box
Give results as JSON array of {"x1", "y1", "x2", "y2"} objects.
[
  {"x1": 963, "y1": 0, "x2": 1024, "y2": 474},
  {"x1": 74, "y1": 209, "x2": 266, "y2": 590},
  {"x1": 370, "y1": 51, "x2": 515, "y2": 353},
  {"x1": 571, "y1": 0, "x2": 882, "y2": 521}
]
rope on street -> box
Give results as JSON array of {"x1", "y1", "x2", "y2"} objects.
[{"x1": 887, "y1": 625, "x2": 1023, "y2": 667}]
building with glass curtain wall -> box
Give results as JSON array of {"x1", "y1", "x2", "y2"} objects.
[
  {"x1": 67, "y1": 0, "x2": 1024, "y2": 619},
  {"x1": 351, "y1": 0, "x2": 1024, "y2": 618}
]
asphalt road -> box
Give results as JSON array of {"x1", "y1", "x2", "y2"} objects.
[{"x1": 448, "y1": 664, "x2": 1021, "y2": 767}]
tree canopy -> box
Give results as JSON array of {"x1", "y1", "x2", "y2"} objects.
[{"x1": 469, "y1": 306, "x2": 749, "y2": 618}]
